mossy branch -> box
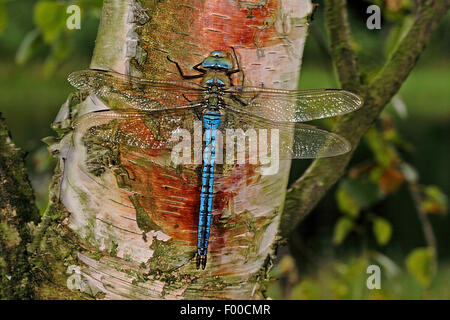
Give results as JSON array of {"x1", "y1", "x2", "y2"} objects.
[
  {"x1": 0, "y1": 113, "x2": 39, "y2": 299},
  {"x1": 280, "y1": 0, "x2": 450, "y2": 238},
  {"x1": 324, "y1": 0, "x2": 363, "y2": 92}
]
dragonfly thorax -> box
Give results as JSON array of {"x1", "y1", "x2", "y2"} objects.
[
  {"x1": 201, "y1": 71, "x2": 231, "y2": 88},
  {"x1": 202, "y1": 73, "x2": 228, "y2": 108}
]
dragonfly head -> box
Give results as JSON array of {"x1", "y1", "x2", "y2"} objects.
[{"x1": 202, "y1": 50, "x2": 233, "y2": 70}]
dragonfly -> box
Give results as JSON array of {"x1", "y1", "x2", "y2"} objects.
[{"x1": 68, "y1": 49, "x2": 363, "y2": 270}]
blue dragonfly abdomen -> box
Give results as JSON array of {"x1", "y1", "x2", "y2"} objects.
[{"x1": 197, "y1": 108, "x2": 221, "y2": 270}]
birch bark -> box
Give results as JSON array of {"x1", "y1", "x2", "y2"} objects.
[{"x1": 49, "y1": 0, "x2": 313, "y2": 299}]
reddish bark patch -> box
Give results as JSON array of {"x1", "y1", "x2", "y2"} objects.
[
  {"x1": 122, "y1": 152, "x2": 200, "y2": 244},
  {"x1": 120, "y1": 151, "x2": 261, "y2": 250},
  {"x1": 193, "y1": 0, "x2": 281, "y2": 51},
  {"x1": 210, "y1": 164, "x2": 261, "y2": 253},
  {"x1": 116, "y1": 117, "x2": 198, "y2": 243}
]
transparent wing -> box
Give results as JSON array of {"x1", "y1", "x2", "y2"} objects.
[
  {"x1": 220, "y1": 105, "x2": 352, "y2": 159},
  {"x1": 68, "y1": 69, "x2": 205, "y2": 111},
  {"x1": 72, "y1": 103, "x2": 351, "y2": 164},
  {"x1": 224, "y1": 87, "x2": 363, "y2": 122},
  {"x1": 72, "y1": 106, "x2": 203, "y2": 152}
]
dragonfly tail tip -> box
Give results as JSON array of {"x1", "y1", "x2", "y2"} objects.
[
  {"x1": 196, "y1": 254, "x2": 207, "y2": 270},
  {"x1": 201, "y1": 255, "x2": 207, "y2": 270}
]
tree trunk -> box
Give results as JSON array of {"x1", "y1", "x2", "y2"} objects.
[
  {"x1": 0, "y1": 114, "x2": 39, "y2": 299},
  {"x1": 35, "y1": 0, "x2": 313, "y2": 299}
]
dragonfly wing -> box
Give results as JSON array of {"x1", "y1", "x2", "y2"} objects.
[
  {"x1": 220, "y1": 105, "x2": 351, "y2": 159},
  {"x1": 72, "y1": 106, "x2": 203, "y2": 153},
  {"x1": 224, "y1": 87, "x2": 363, "y2": 122},
  {"x1": 69, "y1": 69, "x2": 205, "y2": 111}
]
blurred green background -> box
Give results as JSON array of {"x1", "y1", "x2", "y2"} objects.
[{"x1": 0, "y1": 0, "x2": 449, "y2": 299}]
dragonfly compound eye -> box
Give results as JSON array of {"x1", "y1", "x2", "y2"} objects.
[{"x1": 210, "y1": 50, "x2": 226, "y2": 58}]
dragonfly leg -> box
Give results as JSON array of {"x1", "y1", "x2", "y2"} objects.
[
  {"x1": 228, "y1": 46, "x2": 245, "y2": 88},
  {"x1": 226, "y1": 69, "x2": 242, "y2": 87},
  {"x1": 167, "y1": 56, "x2": 205, "y2": 80},
  {"x1": 194, "y1": 108, "x2": 202, "y2": 120},
  {"x1": 193, "y1": 62, "x2": 207, "y2": 73},
  {"x1": 230, "y1": 81, "x2": 263, "y2": 107},
  {"x1": 227, "y1": 69, "x2": 241, "y2": 75},
  {"x1": 230, "y1": 94, "x2": 249, "y2": 107}
]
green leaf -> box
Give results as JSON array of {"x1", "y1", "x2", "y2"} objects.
[
  {"x1": 34, "y1": 1, "x2": 67, "y2": 43},
  {"x1": 333, "y1": 217, "x2": 354, "y2": 245},
  {"x1": 372, "y1": 216, "x2": 392, "y2": 246},
  {"x1": 406, "y1": 247, "x2": 436, "y2": 288},
  {"x1": 421, "y1": 185, "x2": 448, "y2": 215},
  {"x1": 364, "y1": 128, "x2": 396, "y2": 167},
  {"x1": 339, "y1": 178, "x2": 383, "y2": 210},
  {"x1": 336, "y1": 187, "x2": 360, "y2": 218},
  {"x1": 15, "y1": 29, "x2": 43, "y2": 65}
]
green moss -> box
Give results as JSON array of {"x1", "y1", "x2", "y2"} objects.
[
  {"x1": 82, "y1": 123, "x2": 120, "y2": 177},
  {"x1": 24, "y1": 156, "x2": 95, "y2": 299},
  {"x1": 109, "y1": 241, "x2": 119, "y2": 257},
  {"x1": 129, "y1": 194, "x2": 160, "y2": 232},
  {"x1": 147, "y1": 237, "x2": 190, "y2": 273},
  {"x1": 0, "y1": 221, "x2": 21, "y2": 249},
  {"x1": 29, "y1": 214, "x2": 95, "y2": 300},
  {"x1": 0, "y1": 114, "x2": 40, "y2": 299},
  {"x1": 252, "y1": 255, "x2": 275, "y2": 299},
  {"x1": 84, "y1": 251, "x2": 104, "y2": 261}
]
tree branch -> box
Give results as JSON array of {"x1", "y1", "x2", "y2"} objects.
[
  {"x1": 0, "y1": 113, "x2": 39, "y2": 299},
  {"x1": 409, "y1": 182, "x2": 437, "y2": 252},
  {"x1": 280, "y1": 0, "x2": 450, "y2": 238},
  {"x1": 324, "y1": 0, "x2": 363, "y2": 92}
]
